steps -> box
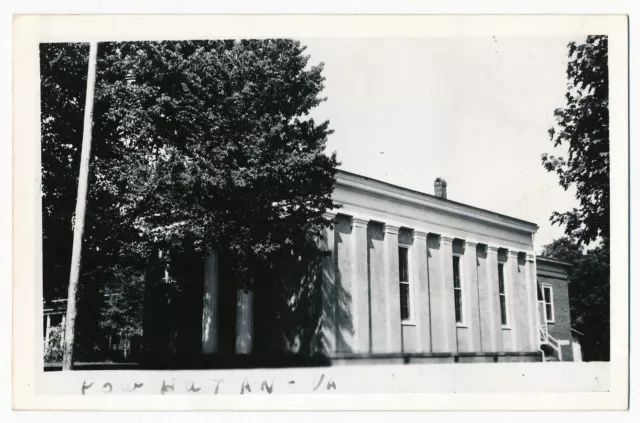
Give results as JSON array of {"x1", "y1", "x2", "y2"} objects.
[{"x1": 539, "y1": 326, "x2": 563, "y2": 362}]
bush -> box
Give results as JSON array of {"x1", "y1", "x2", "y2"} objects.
[{"x1": 44, "y1": 321, "x2": 65, "y2": 363}]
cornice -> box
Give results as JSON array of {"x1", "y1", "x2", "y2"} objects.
[{"x1": 335, "y1": 170, "x2": 539, "y2": 234}]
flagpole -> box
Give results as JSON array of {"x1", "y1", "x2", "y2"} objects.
[{"x1": 62, "y1": 41, "x2": 99, "y2": 371}]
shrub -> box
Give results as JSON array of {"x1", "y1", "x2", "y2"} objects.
[{"x1": 44, "y1": 321, "x2": 65, "y2": 363}]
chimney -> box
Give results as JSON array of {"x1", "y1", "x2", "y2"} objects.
[{"x1": 434, "y1": 177, "x2": 447, "y2": 199}]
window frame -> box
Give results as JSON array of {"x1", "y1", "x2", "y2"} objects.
[
  {"x1": 497, "y1": 261, "x2": 510, "y2": 328},
  {"x1": 398, "y1": 244, "x2": 414, "y2": 325},
  {"x1": 452, "y1": 252, "x2": 466, "y2": 327},
  {"x1": 542, "y1": 283, "x2": 555, "y2": 323}
]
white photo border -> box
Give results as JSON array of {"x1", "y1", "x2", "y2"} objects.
[{"x1": 12, "y1": 14, "x2": 629, "y2": 411}]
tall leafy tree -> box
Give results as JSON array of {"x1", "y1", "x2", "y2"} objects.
[
  {"x1": 41, "y1": 40, "x2": 339, "y2": 358},
  {"x1": 542, "y1": 35, "x2": 609, "y2": 248},
  {"x1": 541, "y1": 237, "x2": 610, "y2": 361},
  {"x1": 541, "y1": 35, "x2": 610, "y2": 362},
  {"x1": 41, "y1": 43, "x2": 88, "y2": 301}
]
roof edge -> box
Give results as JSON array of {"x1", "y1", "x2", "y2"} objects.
[
  {"x1": 537, "y1": 256, "x2": 572, "y2": 267},
  {"x1": 335, "y1": 169, "x2": 540, "y2": 233}
]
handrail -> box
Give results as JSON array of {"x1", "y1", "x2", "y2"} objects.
[
  {"x1": 538, "y1": 327, "x2": 547, "y2": 362},
  {"x1": 539, "y1": 324, "x2": 562, "y2": 361}
]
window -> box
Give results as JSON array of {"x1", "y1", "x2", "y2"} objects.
[
  {"x1": 453, "y1": 255, "x2": 464, "y2": 324},
  {"x1": 398, "y1": 246, "x2": 410, "y2": 321},
  {"x1": 537, "y1": 282, "x2": 544, "y2": 301},
  {"x1": 498, "y1": 263, "x2": 509, "y2": 326},
  {"x1": 542, "y1": 285, "x2": 554, "y2": 323}
]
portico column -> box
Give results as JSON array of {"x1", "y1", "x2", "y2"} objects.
[
  {"x1": 351, "y1": 217, "x2": 370, "y2": 353},
  {"x1": 414, "y1": 230, "x2": 432, "y2": 352},
  {"x1": 463, "y1": 240, "x2": 481, "y2": 352},
  {"x1": 383, "y1": 223, "x2": 402, "y2": 352},
  {"x1": 485, "y1": 245, "x2": 503, "y2": 351},
  {"x1": 525, "y1": 253, "x2": 537, "y2": 351},
  {"x1": 507, "y1": 250, "x2": 520, "y2": 351},
  {"x1": 321, "y1": 211, "x2": 337, "y2": 354},
  {"x1": 202, "y1": 250, "x2": 219, "y2": 354},
  {"x1": 235, "y1": 287, "x2": 253, "y2": 354},
  {"x1": 44, "y1": 314, "x2": 51, "y2": 347}
]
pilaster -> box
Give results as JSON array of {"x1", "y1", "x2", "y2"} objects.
[
  {"x1": 320, "y1": 211, "x2": 337, "y2": 354},
  {"x1": 383, "y1": 223, "x2": 401, "y2": 352},
  {"x1": 507, "y1": 250, "x2": 520, "y2": 351},
  {"x1": 351, "y1": 217, "x2": 370, "y2": 353},
  {"x1": 485, "y1": 245, "x2": 503, "y2": 351},
  {"x1": 463, "y1": 240, "x2": 481, "y2": 352},
  {"x1": 525, "y1": 253, "x2": 537, "y2": 351},
  {"x1": 439, "y1": 235, "x2": 457, "y2": 352},
  {"x1": 414, "y1": 230, "x2": 431, "y2": 352}
]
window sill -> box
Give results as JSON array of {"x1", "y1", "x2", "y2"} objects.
[
  {"x1": 401, "y1": 321, "x2": 417, "y2": 326},
  {"x1": 545, "y1": 321, "x2": 555, "y2": 325},
  {"x1": 501, "y1": 325, "x2": 512, "y2": 330},
  {"x1": 456, "y1": 322, "x2": 468, "y2": 328}
]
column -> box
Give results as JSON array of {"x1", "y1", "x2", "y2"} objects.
[
  {"x1": 414, "y1": 230, "x2": 432, "y2": 352},
  {"x1": 463, "y1": 240, "x2": 481, "y2": 352},
  {"x1": 320, "y1": 211, "x2": 337, "y2": 354},
  {"x1": 383, "y1": 223, "x2": 402, "y2": 352},
  {"x1": 235, "y1": 287, "x2": 253, "y2": 354},
  {"x1": 485, "y1": 245, "x2": 503, "y2": 351},
  {"x1": 202, "y1": 251, "x2": 219, "y2": 354},
  {"x1": 525, "y1": 253, "x2": 537, "y2": 351},
  {"x1": 44, "y1": 314, "x2": 51, "y2": 347},
  {"x1": 507, "y1": 250, "x2": 520, "y2": 351},
  {"x1": 351, "y1": 217, "x2": 370, "y2": 353}
]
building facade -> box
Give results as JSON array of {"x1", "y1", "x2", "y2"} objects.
[
  {"x1": 537, "y1": 257, "x2": 575, "y2": 361},
  {"x1": 196, "y1": 170, "x2": 575, "y2": 365}
]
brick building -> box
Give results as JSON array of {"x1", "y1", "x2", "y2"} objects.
[
  {"x1": 536, "y1": 257, "x2": 575, "y2": 361},
  {"x1": 144, "y1": 170, "x2": 575, "y2": 366}
]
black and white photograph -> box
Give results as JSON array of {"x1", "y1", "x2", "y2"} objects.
[{"x1": 11, "y1": 14, "x2": 629, "y2": 410}]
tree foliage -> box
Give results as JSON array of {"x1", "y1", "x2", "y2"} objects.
[
  {"x1": 43, "y1": 322, "x2": 66, "y2": 363},
  {"x1": 542, "y1": 35, "x2": 609, "y2": 248},
  {"x1": 41, "y1": 40, "x2": 339, "y2": 352},
  {"x1": 541, "y1": 237, "x2": 610, "y2": 361}
]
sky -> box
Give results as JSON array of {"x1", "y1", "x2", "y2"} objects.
[{"x1": 300, "y1": 36, "x2": 583, "y2": 252}]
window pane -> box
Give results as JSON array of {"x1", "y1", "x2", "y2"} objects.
[
  {"x1": 398, "y1": 247, "x2": 409, "y2": 282},
  {"x1": 546, "y1": 303, "x2": 552, "y2": 321},
  {"x1": 453, "y1": 256, "x2": 461, "y2": 288},
  {"x1": 498, "y1": 264, "x2": 505, "y2": 294},
  {"x1": 500, "y1": 295, "x2": 507, "y2": 325},
  {"x1": 454, "y1": 289, "x2": 463, "y2": 323},
  {"x1": 544, "y1": 286, "x2": 551, "y2": 303},
  {"x1": 400, "y1": 283, "x2": 410, "y2": 320}
]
